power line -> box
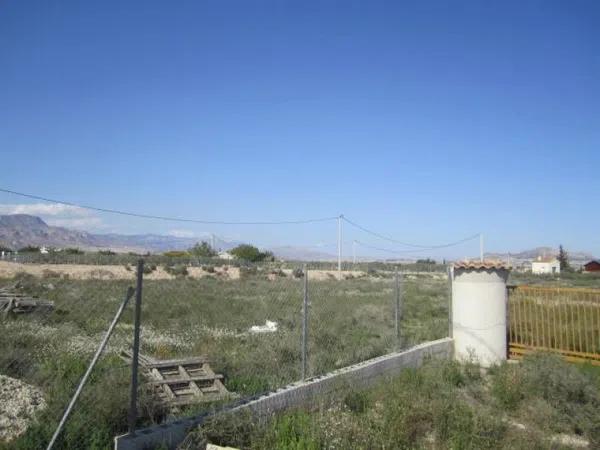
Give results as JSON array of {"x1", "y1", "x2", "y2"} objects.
[
  {"x1": 356, "y1": 241, "x2": 451, "y2": 255},
  {"x1": 354, "y1": 241, "x2": 429, "y2": 255},
  {"x1": 355, "y1": 235, "x2": 479, "y2": 255},
  {"x1": 343, "y1": 216, "x2": 479, "y2": 249},
  {"x1": 0, "y1": 187, "x2": 481, "y2": 253},
  {"x1": 0, "y1": 187, "x2": 338, "y2": 225}
]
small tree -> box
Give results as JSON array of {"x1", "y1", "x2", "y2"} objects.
[
  {"x1": 64, "y1": 247, "x2": 84, "y2": 255},
  {"x1": 18, "y1": 245, "x2": 40, "y2": 253},
  {"x1": 229, "y1": 244, "x2": 273, "y2": 262},
  {"x1": 416, "y1": 258, "x2": 436, "y2": 265},
  {"x1": 558, "y1": 245, "x2": 571, "y2": 272},
  {"x1": 189, "y1": 241, "x2": 217, "y2": 258}
]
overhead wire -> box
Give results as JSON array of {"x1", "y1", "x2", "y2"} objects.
[
  {"x1": 343, "y1": 216, "x2": 479, "y2": 250},
  {"x1": 0, "y1": 187, "x2": 338, "y2": 225},
  {"x1": 0, "y1": 187, "x2": 479, "y2": 254}
]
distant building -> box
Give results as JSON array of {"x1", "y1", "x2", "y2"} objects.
[
  {"x1": 40, "y1": 246, "x2": 49, "y2": 254},
  {"x1": 532, "y1": 256, "x2": 560, "y2": 275},
  {"x1": 583, "y1": 260, "x2": 600, "y2": 273},
  {"x1": 218, "y1": 251, "x2": 234, "y2": 260},
  {"x1": 516, "y1": 261, "x2": 532, "y2": 272}
]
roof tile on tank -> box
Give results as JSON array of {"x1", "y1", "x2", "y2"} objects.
[{"x1": 453, "y1": 260, "x2": 511, "y2": 270}]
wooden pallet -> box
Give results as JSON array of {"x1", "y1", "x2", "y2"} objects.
[
  {"x1": 0, "y1": 288, "x2": 54, "y2": 316},
  {"x1": 122, "y1": 352, "x2": 230, "y2": 407}
]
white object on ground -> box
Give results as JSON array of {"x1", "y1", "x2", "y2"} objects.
[{"x1": 249, "y1": 320, "x2": 278, "y2": 333}]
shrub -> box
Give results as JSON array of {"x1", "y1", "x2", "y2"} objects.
[
  {"x1": 42, "y1": 269, "x2": 61, "y2": 279},
  {"x1": 164, "y1": 264, "x2": 188, "y2": 277},
  {"x1": 163, "y1": 250, "x2": 189, "y2": 258},
  {"x1": 229, "y1": 245, "x2": 274, "y2": 262},
  {"x1": 202, "y1": 265, "x2": 216, "y2": 273},
  {"x1": 18, "y1": 245, "x2": 40, "y2": 253},
  {"x1": 417, "y1": 258, "x2": 436, "y2": 264},
  {"x1": 344, "y1": 390, "x2": 370, "y2": 413},
  {"x1": 269, "y1": 269, "x2": 285, "y2": 277},
  {"x1": 143, "y1": 264, "x2": 157, "y2": 275},
  {"x1": 64, "y1": 247, "x2": 83, "y2": 255},
  {"x1": 490, "y1": 363, "x2": 525, "y2": 410},
  {"x1": 367, "y1": 268, "x2": 379, "y2": 277},
  {"x1": 189, "y1": 241, "x2": 217, "y2": 258},
  {"x1": 98, "y1": 249, "x2": 116, "y2": 256},
  {"x1": 292, "y1": 268, "x2": 304, "y2": 278}
]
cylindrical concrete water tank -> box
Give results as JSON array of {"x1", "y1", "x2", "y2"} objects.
[{"x1": 452, "y1": 261, "x2": 510, "y2": 367}]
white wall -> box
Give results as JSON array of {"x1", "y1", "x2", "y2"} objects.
[{"x1": 532, "y1": 260, "x2": 560, "y2": 274}]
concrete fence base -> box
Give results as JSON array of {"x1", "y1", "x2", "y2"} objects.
[{"x1": 114, "y1": 338, "x2": 453, "y2": 450}]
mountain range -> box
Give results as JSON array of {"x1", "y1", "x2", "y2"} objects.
[
  {"x1": 484, "y1": 247, "x2": 594, "y2": 262},
  {"x1": 0, "y1": 214, "x2": 339, "y2": 260},
  {"x1": 0, "y1": 214, "x2": 208, "y2": 253},
  {"x1": 0, "y1": 214, "x2": 594, "y2": 262}
]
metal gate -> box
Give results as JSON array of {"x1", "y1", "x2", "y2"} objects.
[{"x1": 508, "y1": 286, "x2": 600, "y2": 365}]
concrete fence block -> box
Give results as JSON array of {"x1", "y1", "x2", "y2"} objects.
[{"x1": 114, "y1": 338, "x2": 453, "y2": 450}]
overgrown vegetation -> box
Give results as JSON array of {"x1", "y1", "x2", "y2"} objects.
[
  {"x1": 229, "y1": 244, "x2": 275, "y2": 263},
  {"x1": 509, "y1": 270, "x2": 600, "y2": 288},
  {"x1": 17, "y1": 246, "x2": 40, "y2": 253},
  {"x1": 558, "y1": 244, "x2": 572, "y2": 272},
  {"x1": 192, "y1": 354, "x2": 600, "y2": 450},
  {"x1": 0, "y1": 271, "x2": 448, "y2": 449},
  {"x1": 163, "y1": 263, "x2": 188, "y2": 277},
  {"x1": 188, "y1": 241, "x2": 217, "y2": 258}
]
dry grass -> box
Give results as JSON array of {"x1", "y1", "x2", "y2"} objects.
[{"x1": 0, "y1": 269, "x2": 448, "y2": 449}]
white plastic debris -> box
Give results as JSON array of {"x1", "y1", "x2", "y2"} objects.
[{"x1": 249, "y1": 320, "x2": 278, "y2": 333}]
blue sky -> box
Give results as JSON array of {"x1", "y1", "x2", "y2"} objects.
[{"x1": 1, "y1": 1, "x2": 599, "y2": 259}]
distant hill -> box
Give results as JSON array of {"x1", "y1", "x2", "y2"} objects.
[
  {"x1": 269, "y1": 246, "x2": 337, "y2": 261},
  {"x1": 0, "y1": 214, "x2": 201, "y2": 253},
  {"x1": 0, "y1": 214, "x2": 336, "y2": 260},
  {"x1": 485, "y1": 246, "x2": 595, "y2": 262}
]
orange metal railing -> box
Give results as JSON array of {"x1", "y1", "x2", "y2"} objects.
[{"x1": 508, "y1": 286, "x2": 600, "y2": 365}]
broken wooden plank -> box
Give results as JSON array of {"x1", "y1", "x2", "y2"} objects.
[
  {"x1": 121, "y1": 351, "x2": 230, "y2": 407},
  {"x1": 147, "y1": 374, "x2": 224, "y2": 385}
]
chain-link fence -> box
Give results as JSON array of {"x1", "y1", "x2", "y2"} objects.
[
  {"x1": 0, "y1": 272, "x2": 137, "y2": 449},
  {"x1": 0, "y1": 259, "x2": 450, "y2": 449}
]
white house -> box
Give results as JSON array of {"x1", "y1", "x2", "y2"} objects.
[
  {"x1": 532, "y1": 256, "x2": 560, "y2": 274},
  {"x1": 218, "y1": 250, "x2": 234, "y2": 260}
]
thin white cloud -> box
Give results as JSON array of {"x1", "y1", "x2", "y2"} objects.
[
  {"x1": 0, "y1": 203, "x2": 92, "y2": 217},
  {"x1": 168, "y1": 229, "x2": 197, "y2": 238},
  {"x1": 46, "y1": 217, "x2": 105, "y2": 229},
  {"x1": 168, "y1": 229, "x2": 212, "y2": 239},
  {"x1": 0, "y1": 203, "x2": 105, "y2": 231}
]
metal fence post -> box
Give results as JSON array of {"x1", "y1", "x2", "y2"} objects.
[
  {"x1": 128, "y1": 259, "x2": 144, "y2": 434},
  {"x1": 46, "y1": 287, "x2": 135, "y2": 450},
  {"x1": 395, "y1": 270, "x2": 402, "y2": 343},
  {"x1": 447, "y1": 265, "x2": 453, "y2": 338},
  {"x1": 302, "y1": 264, "x2": 308, "y2": 380}
]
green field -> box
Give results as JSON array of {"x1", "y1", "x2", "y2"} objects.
[
  {"x1": 4, "y1": 268, "x2": 598, "y2": 449},
  {"x1": 192, "y1": 354, "x2": 600, "y2": 450},
  {"x1": 0, "y1": 269, "x2": 449, "y2": 449}
]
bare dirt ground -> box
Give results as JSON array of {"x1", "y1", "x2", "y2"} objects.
[
  {"x1": 0, "y1": 261, "x2": 446, "y2": 283},
  {"x1": 0, "y1": 261, "x2": 378, "y2": 282},
  {"x1": 0, "y1": 261, "x2": 241, "y2": 280}
]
